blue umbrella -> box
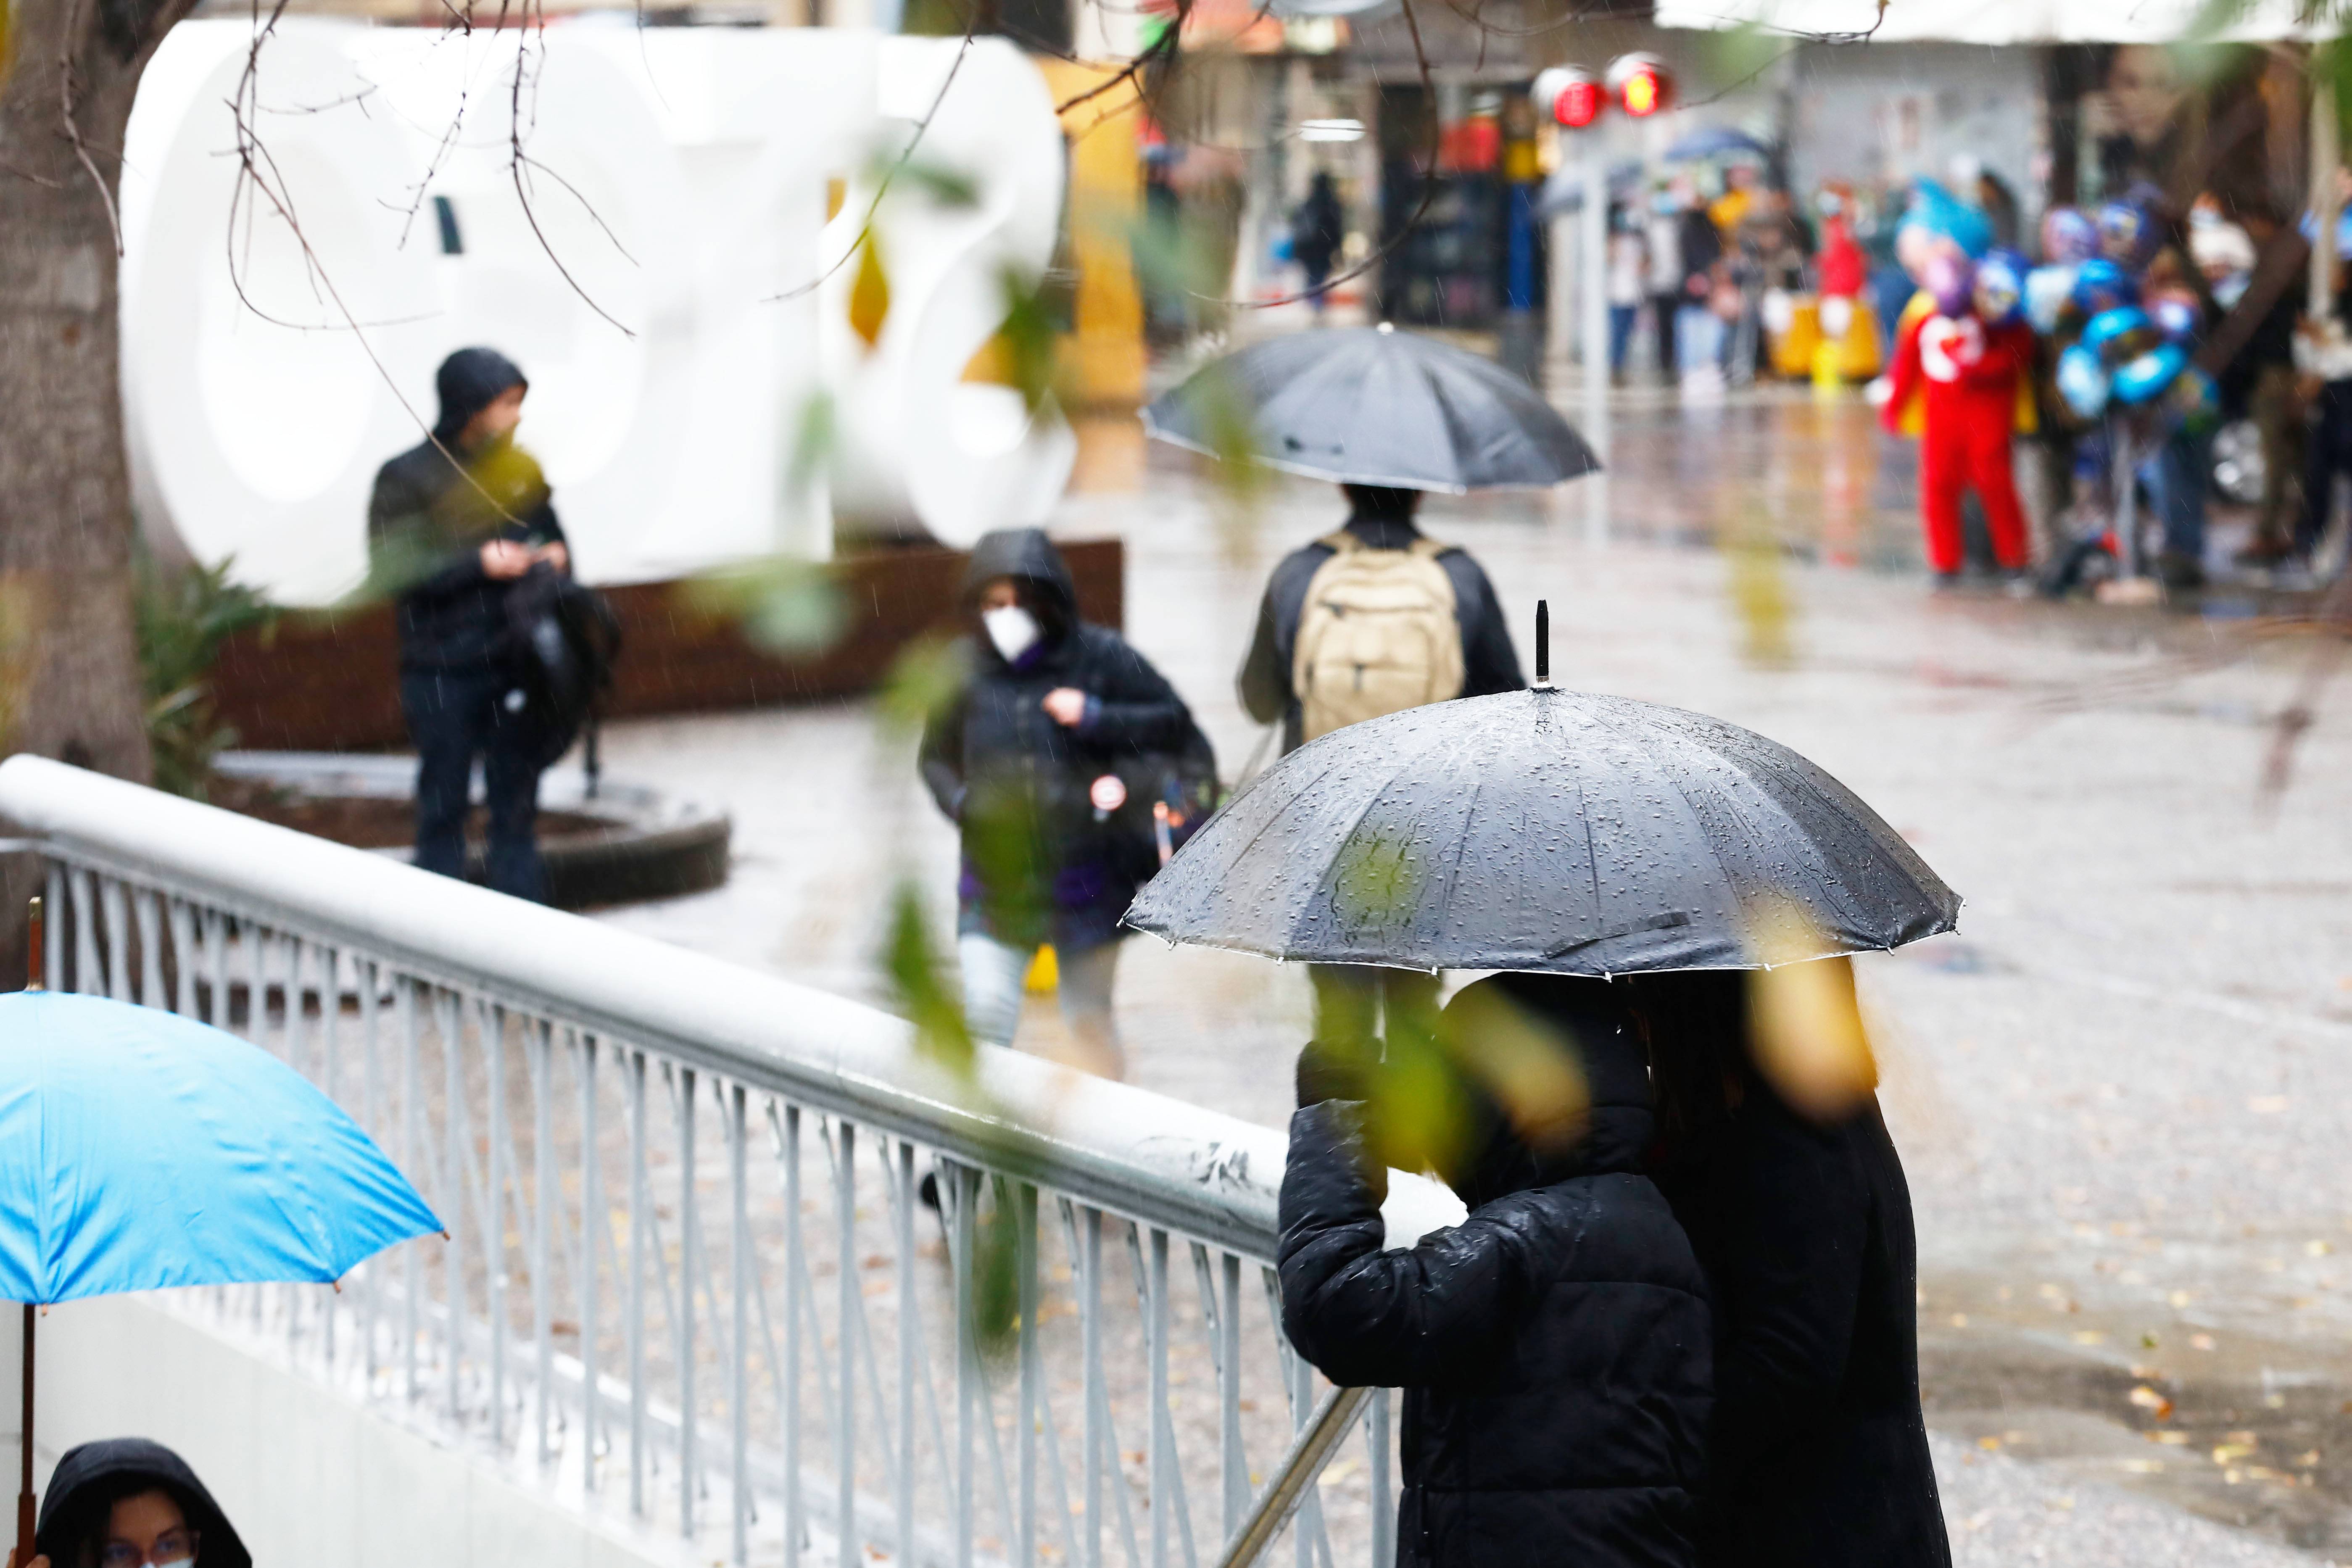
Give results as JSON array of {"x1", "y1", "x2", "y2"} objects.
[
  {"x1": 1664, "y1": 125, "x2": 1773, "y2": 162},
  {"x1": 0, "y1": 991, "x2": 440, "y2": 1302},
  {"x1": 0, "y1": 979, "x2": 439, "y2": 1562}
]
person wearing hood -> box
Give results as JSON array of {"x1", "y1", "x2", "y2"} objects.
[
  {"x1": 918, "y1": 529, "x2": 1199, "y2": 1077},
  {"x1": 14, "y1": 1436, "x2": 250, "y2": 1568},
  {"x1": 1276, "y1": 974, "x2": 1713, "y2": 1568},
  {"x1": 1634, "y1": 968, "x2": 1950, "y2": 1568},
  {"x1": 367, "y1": 347, "x2": 571, "y2": 903}
]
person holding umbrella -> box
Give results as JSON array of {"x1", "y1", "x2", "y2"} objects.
[{"x1": 10, "y1": 1438, "x2": 250, "y2": 1568}]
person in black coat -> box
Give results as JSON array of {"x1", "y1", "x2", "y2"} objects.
[
  {"x1": 918, "y1": 528, "x2": 1196, "y2": 1076},
  {"x1": 1277, "y1": 974, "x2": 1713, "y2": 1568},
  {"x1": 26, "y1": 1436, "x2": 251, "y2": 1568},
  {"x1": 367, "y1": 346, "x2": 570, "y2": 903},
  {"x1": 1636, "y1": 969, "x2": 1952, "y2": 1568}
]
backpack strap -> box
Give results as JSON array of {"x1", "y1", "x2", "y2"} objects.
[{"x1": 1314, "y1": 531, "x2": 1362, "y2": 554}]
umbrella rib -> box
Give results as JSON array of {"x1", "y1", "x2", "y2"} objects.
[{"x1": 1287, "y1": 725, "x2": 1448, "y2": 959}]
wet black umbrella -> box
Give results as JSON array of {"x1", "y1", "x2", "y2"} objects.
[
  {"x1": 1124, "y1": 617, "x2": 1958, "y2": 975},
  {"x1": 1142, "y1": 324, "x2": 1600, "y2": 493}
]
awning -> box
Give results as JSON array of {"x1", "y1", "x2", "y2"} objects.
[{"x1": 1653, "y1": 0, "x2": 2328, "y2": 44}]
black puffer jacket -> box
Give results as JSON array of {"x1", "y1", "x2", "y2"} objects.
[
  {"x1": 366, "y1": 348, "x2": 566, "y2": 671},
  {"x1": 1277, "y1": 979, "x2": 1713, "y2": 1568},
  {"x1": 918, "y1": 529, "x2": 1195, "y2": 953}
]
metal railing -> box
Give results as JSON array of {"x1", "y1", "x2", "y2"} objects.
[{"x1": 0, "y1": 757, "x2": 1463, "y2": 1568}]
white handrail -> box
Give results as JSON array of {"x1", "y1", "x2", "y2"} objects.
[{"x1": 0, "y1": 755, "x2": 1462, "y2": 1256}]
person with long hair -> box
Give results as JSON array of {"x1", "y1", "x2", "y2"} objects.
[{"x1": 1630, "y1": 968, "x2": 1952, "y2": 1568}]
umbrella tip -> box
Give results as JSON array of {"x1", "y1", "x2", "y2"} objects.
[{"x1": 1533, "y1": 600, "x2": 1553, "y2": 689}]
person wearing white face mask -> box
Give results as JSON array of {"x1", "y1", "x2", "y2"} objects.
[
  {"x1": 918, "y1": 529, "x2": 1205, "y2": 1078},
  {"x1": 8, "y1": 1437, "x2": 248, "y2": 1568}
]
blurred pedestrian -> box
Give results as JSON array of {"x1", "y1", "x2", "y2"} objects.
[
  {"x1": 920, "y1": 529, "x2": 1199, "y2": 1078},
  {"x1": 1237, "y1": 484, "x2": 1521, "y2": 1038},
  {"x1": 2206, "y1": 200, "x2": 2303, "y2": 567},
  {"x1": 1637, "y1": 970, "x2": 1951, "y2": 1568},
  {"x1": 1646, "y1": 186, "x2": 1688, "y2": 374},
  {"x1": 1292, "y1": 172, "x2": 1347, "y2": 322},
  {"x1": 367, "y1": 347, "x2": 570, "y2": 903},
  {"x1": 1606, "y1": 205, "x2": 1649, "y2": 377},
  {"x1": 1676, "y1": 191, "x2": 1729, "y2": 394},
  {"x1": 1276, "y1": 975, "x2": 1712, "y2": 1568},
  {"x1": 14, "y1": 1436, "x2": 251, "y2": 1568}
]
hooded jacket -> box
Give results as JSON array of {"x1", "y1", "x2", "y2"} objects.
[
  {"x1": 1277, "y1": 978, "x2": 1713, "y2": 1568},
  {"x1": 917, "y1": 529, "x2": 1196, "y2": 953},
  {"x1": 35, "y1": 1437, "x2": 251, "y2": 1568},
  {"x1": 367, "y1": 347, "x2": 567, "y2": 671},
  {"x1": 1238, "y1": 512, "x2": 1523, "y2": 754}
]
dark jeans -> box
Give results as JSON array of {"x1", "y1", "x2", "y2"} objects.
[
  {"x1": 2302, "y1": 382, "x2": 2352, "y2": 558},
  {"x1": 399, "y1": 665, "x2": 549, "y2": 903},
  {"x1": 1608, "y1": 304, "x2": 1640, "y2": 372}
]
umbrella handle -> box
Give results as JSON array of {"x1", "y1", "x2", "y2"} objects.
[{"x1": 15, "y1": 1302, "x2": 31, "y2": 1568}]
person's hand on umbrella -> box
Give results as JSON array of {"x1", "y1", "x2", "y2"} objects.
[
  {"x1": 5, "y1": 1550, "x2": 48, "y2": 1568},
  {"x1": 1042, "y1": 688, "x2": 1089, "y2": 727},
  {"x1": 1295, "y1": 1038, "x2": 1375, "y2": 1108}
]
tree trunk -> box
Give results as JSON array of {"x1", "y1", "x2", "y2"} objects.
[
  {"x1": 0, "y1": 0, "x2": 198, "y2": 784},
  {"x1": 0, "y1": 0, "x2": 197, "y2": 969}
]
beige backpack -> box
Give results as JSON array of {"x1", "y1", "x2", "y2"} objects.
[{"x1": 1292, "y1": 532, "x2": 1465, "y2": 743}]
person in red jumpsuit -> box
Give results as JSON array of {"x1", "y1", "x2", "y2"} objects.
[{"x1": 1882, "y1": 258, "x2": 2033, "y2": 584}]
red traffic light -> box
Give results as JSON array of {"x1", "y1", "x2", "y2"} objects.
[
  {"x1": 1607, "y1": 53, "x2": 1672, "y2": 117},
  {"x1": 1532, "y1": 66, "x2": 1602, "y2": 130}
]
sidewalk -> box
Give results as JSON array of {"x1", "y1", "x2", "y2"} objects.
[{"x1": 593, "y1": 435, "x2": 2352, "y2": 1560}]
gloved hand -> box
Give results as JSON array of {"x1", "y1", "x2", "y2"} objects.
[{"x1": 1294, "y1": 1037, "x2": 1375, "y2": 1108}]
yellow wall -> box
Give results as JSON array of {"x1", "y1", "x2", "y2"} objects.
[{"x1": 1037, "y1": 59, "x2": 1148, "y2": 411}]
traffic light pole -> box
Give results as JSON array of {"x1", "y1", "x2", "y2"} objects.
[{"x1": 1581, "y1": 145, "x2": 1611, "y2": 546}]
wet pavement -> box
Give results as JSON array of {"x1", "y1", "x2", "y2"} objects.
[{"x1": 591, "y1": 388, "x2": 2352, "y2": 1561}]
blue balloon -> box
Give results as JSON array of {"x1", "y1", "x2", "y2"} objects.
[
  {"x1": 2083, "y1": 306, "x2": 2154, "y2": 364},
  {"x1": 2097, "y1": 198, "x2": 2160, "y2": 270},
  {"x1": 2025, "y1": 264, "x2": 2077, "y2": 334},
  {"x1": 2070, "y1": 258, "x2": 2140, "y2": 315},
  {"x1": 1973, "y1": 249, "x2": 2029, "y2": 326},
  {"x1": 2057, "y1": 343, "x2": 2112, "y2": 420},
  {"x1": 2164, "y1": 362, "x2": 2220, "y2": 430},
  {"x1": 0, "y1": 992, "x2": 440, "y2": 1303},
  {"x1": 2043, "y1": 206, "x2": 2097, "y2": 265},
  {"x1": 2149, "y1": 295, "x2": 2200, "y2": 344},
  {"x1": 2112, "y1": 343, "x2": 2188, "y2": 406},
  {"x1": 1906, "y1": 177, "x2": 1994, "y2": 258}
]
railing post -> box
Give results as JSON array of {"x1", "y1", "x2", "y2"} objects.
[
  {"x1": 580, "y1": 1033, "x2": 601, "y2": 1495},
  {"x1": 783, "y1": 1104, "x2": 804, "y2": 1568},
  {"x1": 894, "y1": 1139, "x2": 916, "y2": 1568},
  {"x1": 953, "y1": 1162, "x2": 978, "y2": 1568},
  {"x1": 629, "y1": 1048, "x2": 648, "y2": 1518},
  {"x1": 730, "y1": 1082, "x2": 751, "y2": 1568},
  {"x1": 1017, "y1": 1183, "x2": 1040, "y2": 1568},
  {"x1": 534, "y1": 1020, "x2": 555, "y2": 1465},
  {"x1": 678, "y1": 1065, "x2": 699, "y2": 1539},
  {"x1": 836, "y1": 1120, "x2": 857, "y2": 1568}
]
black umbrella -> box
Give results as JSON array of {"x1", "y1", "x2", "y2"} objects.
[
  {"x1": 1142, "y1": 325, "x2": 1600, "y2": 493},
  {"x1": 1124, "y1": 615, "x2": 1958, "y2": 975}
]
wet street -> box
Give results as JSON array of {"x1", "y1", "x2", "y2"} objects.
[{"x1": 593, "y1": 390, "x2": 2352, "y2": 1563}]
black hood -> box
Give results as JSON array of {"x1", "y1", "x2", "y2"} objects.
[
  {"x1": 1438, "y1": 973, "x2": 1653, "y2": 1210},
  {"x1": 432, "y1": 346, "x2": 527, "y2": 445},
  {"x1": 961, "y1": 528, "x2": 1077, "y2": 628},
  {"x1": 37, "y1": 1438, "x2": 250, "y2": 1568}
]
